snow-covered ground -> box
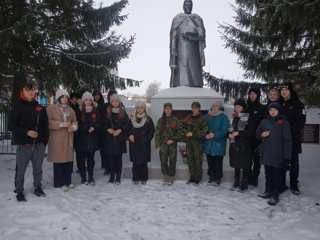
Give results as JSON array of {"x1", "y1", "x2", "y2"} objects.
[{"x1": 0, "y1": 145, "x2": 320, "y2": 240}]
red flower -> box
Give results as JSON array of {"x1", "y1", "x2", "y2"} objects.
[
  {"x1": 170, "y1": 122, "x2": 177, "y2": 129},
  {"x1": 35, "y1": 106, "x2": 43, "y2": 112},
  {"x1": 277, "y1": 119, "x2": 284, "y2": 125},
  {"x1": 91, "y1": 112, "x2": 97, "y2": 122}
]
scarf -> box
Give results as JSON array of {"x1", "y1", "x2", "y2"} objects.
[
  {"x1": 112, "y1": 107, "x2": 120, "y2": 114},
  {"x1": 208, "y1": 110, "x2": 222, "y2": 117},
  {"x1": 131, "y1": 111, "x2": 148, "y2": 128}
]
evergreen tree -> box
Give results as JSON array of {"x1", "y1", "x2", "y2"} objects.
[
  {"x1": 0, "y1": 0, "x2": 137, "y2": 99},
  {"x1": 220, "y1": 0, "x2": 320, "y2": 105}
]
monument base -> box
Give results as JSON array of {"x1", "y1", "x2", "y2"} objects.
[
  {"x1": 150, "y1": 86, "x2": 224, "y2": 121},
  {"x1": 139, "y1": 86, "x2": 225, "y2": 180}
]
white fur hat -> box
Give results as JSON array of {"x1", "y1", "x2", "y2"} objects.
[
  {"x1": 55, "y1": 89, "x2": 69, "y2": 100},
  {"x1": 211, "y1": 100, "x2": 223, "y2": 107},
  {"x1": 135, "y1": 101, "x2": 146, "y2": 109},
  {"x1": 82, "y1": 91, "x2": 94, "y2": 102},
  {"x1": 110, "y1": 94, "x2": 122, "y2": 103}
]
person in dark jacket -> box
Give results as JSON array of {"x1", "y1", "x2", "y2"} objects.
[
  {"x1": 102, "y1": 94, "x2": 129, "y2": 184},
  {"x1": 76, "y1": 92, "x2": 99, "y2": 185},
  {"x1": 246, "y1": 88, "x2": 266, "y2": 187},
  {"x1": 256, "y1": 102, "x2": 292, "y2": 205},
  {"x1": 280, "y1": 83, "x2": 306, "y2": 195},
  {"x1": 70, "y1": 92, "x2": 82, "y2": 173},
  {"x1": 93, "y1": 91, "x2": 107, "y2": 172},
  {"x1": 11, "y1": 81, "x2": 49, "y2": 202},
  {"x1": 229, "y1": 99, "x2": 252, "y2": 192},
  {"x1": 129, "y1": 101, "x2": 155, "y2": 184},
  {"x1": 101, "y1": 89, "x2": 118, "y2": 175}
]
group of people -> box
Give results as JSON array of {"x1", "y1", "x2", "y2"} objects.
[{"x1": 11, "y1": 81, "x2": 306, "y2": 206}]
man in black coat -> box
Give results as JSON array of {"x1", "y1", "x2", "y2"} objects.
[
  {"x1": 11, "y1": 81, "x2": 49, "y2": 202},
  {"x1": 280, "y1": 83, "x2": 306, "y2": 195},
  {"x1": 246, "y1": 88, "x2": 266, "y2": 187}
]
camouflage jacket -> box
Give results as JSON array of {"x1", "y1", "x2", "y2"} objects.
[
  {"x1": 182, "y1": 114, "x2": 208, "y2": 143},
  {"x1": 155, "y1": 116, "x2": 182, "y2": 146}
]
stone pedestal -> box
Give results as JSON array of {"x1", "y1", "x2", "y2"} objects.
[
  {"x1": 130, "y1": 86, "x2": 225, "y2": 180},
  {"x1": 150, "y1": 86, "x2": 224, "y2": 121}
]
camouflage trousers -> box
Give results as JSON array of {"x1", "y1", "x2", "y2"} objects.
[
  {"x1": 159, "y1": 144, "x2": 177, "y2": 177},
  {"x1": 186, "y1": 141, "x2": 203, "y2": 182}
]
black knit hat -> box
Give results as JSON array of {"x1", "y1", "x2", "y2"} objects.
[
  {"x1": 191, "y1": 101, "x2": 201, "y2": 109},
  {"x1": 267, "y1": 102, "x2": 282, "y2": 112},
  {"x1": 234, "y1": 98, "x2": 247, "y2": 109},
  {"x1": 163, "y1": 102, "x2": 173, "y2": 108},
  {"x1": 70, "y1": 92, "x2": 81, "y2": 99}
]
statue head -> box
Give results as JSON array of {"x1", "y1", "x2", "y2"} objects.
[{"x1": 183, "y1": 0, "x2": 193, "y2": 14}]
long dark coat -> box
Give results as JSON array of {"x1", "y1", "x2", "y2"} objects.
[
  {"x1": 102, "y1": 109, "x2": 129, "y2": 156},
  {"x1": 229, "y1": 115, "x2": 253, "y2": 170},
  {"x1": 282, "y1": 98, "x2": 306, "y2": 154},
  {"x1": 256, "y1": 116, "x2": 292, "y2": 168},
  {"x1": 76, "y1": 110, "x2": 99, "y2": 153},
  {"x1": 246, "y1": 101, "x2": 266, "y2": 149},
  {"x1": 129, "y1": 117, "x2": 155, "y2": 164}
]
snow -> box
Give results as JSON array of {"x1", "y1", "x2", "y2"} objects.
[
  {"x1": 0, "y1": 150, "x2": 320, "y2": 240},
  {"x1": 152, "y1": 86, "x2": 224, "y2": 99}
]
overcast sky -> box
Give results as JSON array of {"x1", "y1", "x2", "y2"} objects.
[{"x1": 96, "y1": 0, "x2": 244, "y2": 95}]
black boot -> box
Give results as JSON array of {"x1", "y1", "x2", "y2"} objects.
[
  {"x1": 258, "y1": 192, "x2": 272, "y2": 199},
  {"x1": 231, "y1": 177, "x2": 240, "y2": 191},
  {"x1": 290, "y1": 185, "x2": 301, "y2": 195},
  {"x1": 249, "y1": 176, "x2": 259, "y2": 187},
  {"x1": 34, "y1": 187, "x2": 46, "y2": 197},
  {"x1": 115, "y1": 173, "x2": 121, "y2": 185},
  {"x1": 268, "y1": 195, "x2": 279, "y2": 206},
  {"x1": 16, "y1": 192, "x2": 27, "y2": 202},
  {"x1": 240, "y1": 178, "x2": 248, "y2": 192},
  {"x1": 81, "y1": 177, "x2": 87, "y2": 184},
  {"x1": 109, "y1": 174, "x2": 115, "y2": 183},
  {"x1": 186, "y1": 179, "x2": 195, "y2": 184},
  {"x1": 88, "y1": 177, "x2": 95, "y2": 186}
]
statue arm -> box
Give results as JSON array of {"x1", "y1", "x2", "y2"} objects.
[{"x1": 169, "y1": 20, "x2": 178, "y2": 68}]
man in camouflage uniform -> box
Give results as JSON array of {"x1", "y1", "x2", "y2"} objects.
[
  {"x1": 183, "y1": 102, "x2": 208, "y2": 184},
  {"x1": 155, "y1": 103, "x2": 182, "y2": 185}
]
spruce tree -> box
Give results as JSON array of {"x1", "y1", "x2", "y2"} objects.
[
  {"x1": 0, "y1": 0, "x2": 136, "y2": 99},
  {"x1": 220, "y1": 0, "x2": 320, "y2": 105}
]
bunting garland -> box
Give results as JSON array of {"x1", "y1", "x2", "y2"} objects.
[{"x1": 203, "y1": 72, "x2": 269, "y2": 101}]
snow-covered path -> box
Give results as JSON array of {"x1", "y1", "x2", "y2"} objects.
[{"x1": 0, "y1": 155, "x2": 320, "y2": 240}]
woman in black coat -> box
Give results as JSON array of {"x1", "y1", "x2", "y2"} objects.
[
  {"x1": 102, "y1": 94, "x2": 129, "y2": 184},
  {"x1": 128, "y1": 101, "x2": 155, "y2": 184},
  {"x1": 76, "y1": 92, "x2": 99, "y2": 185},
  {"x1": 229, "y1": 99, "x2": 253, "y2": 192},
  {"x1": 280, "y1": 83, "x2": 306, "y2": 195},
  {"x1": 93, "y1": 91, "x2": 107, "y2": 172},
  {"x1": 256, "y1": 102, "x2": 292, "y2": 205},
  {"x1": 246, "y1": 88, "x2": 266, "y2": 187}
]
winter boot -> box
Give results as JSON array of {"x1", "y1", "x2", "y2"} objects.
[
  {"x1": 34, "y1": 187, "x2": 46, "y2": 197},
  {"x1": 88, "y1": 177, "x2": 95, "y2": 186},
  {"x1": 290, "y1": 185, "x2": 301, "y2": 195},
  {"x1": 109, "y1": 174, "x2": 115, "y2": 183},
  {"x1": 16, "y1": 192, "x2": 27, "y2": 202},
  {"x1": 267, "y1": 195, "x2": 279, "y2": 206},
  {"x1": 240, "y1": 178, "x2": 249, "y2": 192},
  {"x1": 258, "y1": 192, "x2": 272, "y2": 199}
]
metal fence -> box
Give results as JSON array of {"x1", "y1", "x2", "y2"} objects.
[{"x1": 0, "y1": 106, "x2": 16, "y2": 155}]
